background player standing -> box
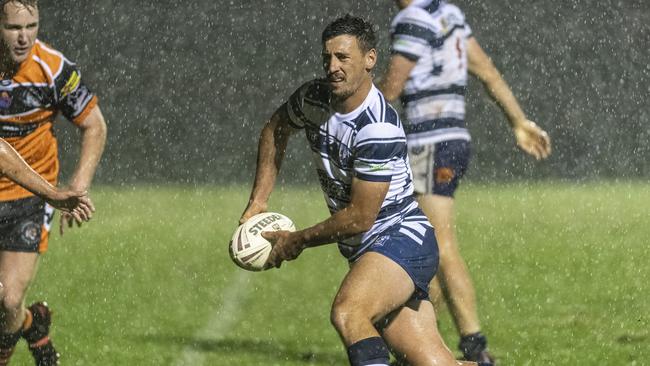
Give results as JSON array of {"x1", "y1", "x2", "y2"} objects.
[
  {"x1": 0, "y1": 1, "x2": 106, "y2": 364},
  {"x1": 379, "y1": 0, "x2": 551, "y2": 363}
]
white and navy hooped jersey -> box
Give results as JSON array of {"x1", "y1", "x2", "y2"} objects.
[
  {"x1": 285, "y1": 79, "x2": 427, "y2": 259},
  {"x1": 390, "y1": 0, "x2": 473, "y2": 147}
]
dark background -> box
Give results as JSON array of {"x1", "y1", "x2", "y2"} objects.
[{"x1": 38, "y1": 0, "x2": 649, "y2": 185}]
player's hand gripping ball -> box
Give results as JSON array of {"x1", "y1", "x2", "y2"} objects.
[{"x1": 229, "y1": 212, "x2": 296, "y2": 271}]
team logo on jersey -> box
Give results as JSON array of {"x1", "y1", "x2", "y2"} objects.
[
  {"x1": 336, "y1": 143, "x2": 352, "y2": 167},
  {"x1": 394, "y1": 39, "x2": 411, "y2": 48},
  {"x1": 21, "y1": 89, "x2": 42, "y2": 108},
  {"x1": 0, "y1": 91, "x2": 12, "y2": 109},
  {"x1": 317, "y1": 170, "x2": 349, "y2": 202},
  {"x1": 357, "y1": 161, "x2": 390, "y2": 172},
  {"x1": 60, "y1": 71, "x2": 80, "y2": 98},
  {"x1": 440, "y1": 18, "x2": 448, "y2": 33},
  {"x1": 368, "y1": 163, "x2": 389, "y2": 172}
]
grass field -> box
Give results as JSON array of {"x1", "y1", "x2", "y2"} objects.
[{"x1": 13, "y1": 182, "x2": 649, "y2": 365}]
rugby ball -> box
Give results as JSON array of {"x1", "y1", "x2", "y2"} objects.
[{"x1": 229, "y1": 212, "x2": 296, "y2": 271}]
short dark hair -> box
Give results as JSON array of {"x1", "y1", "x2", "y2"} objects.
[
  {"x1": 322, "y1": 15, "x2": 377, "y2": 53},
  {"x1": 0, "y1": 0, "x2": 38, "y2": 17}
]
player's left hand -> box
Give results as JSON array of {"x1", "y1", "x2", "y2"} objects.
[
  {"x1": 239, "y1": 200, "x2": 267, "y2": 225},
  {"x1": 262, "y1": 230, "x2": 304, "y2": 269},
  {"x1": 513, "y1": 120, "x2": 551, "y2": 160}
]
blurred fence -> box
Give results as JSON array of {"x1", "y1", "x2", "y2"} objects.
[{"x1": 41, "y1": 0, "x2": 649, "y2": 185}]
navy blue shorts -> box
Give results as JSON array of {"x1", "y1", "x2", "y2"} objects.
[
  {"x1": 409, "y1": 139, "x2": 471, "y2": 197},
  {"x1": 363, "y1": 215, "x2": 439, "y2": 301}
]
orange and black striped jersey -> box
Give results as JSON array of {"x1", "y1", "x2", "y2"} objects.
[{"x1": 0, "y1": 39, "x2": 98, "y2": 201}]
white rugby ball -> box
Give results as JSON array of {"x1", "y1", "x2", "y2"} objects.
[{"x1": 229, "y1": 212, "x2": 296, "y2": 271}]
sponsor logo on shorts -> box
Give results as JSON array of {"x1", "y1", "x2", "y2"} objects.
[
  {"x1": 19, "y1": 221, "x2": 41, "y2": 246},
  {"x1": 435, "y1": 167, "x2": 455, "y2": 184},
  {"x1": 374, "y1": 235, "x2": 389, "y2": 247}
]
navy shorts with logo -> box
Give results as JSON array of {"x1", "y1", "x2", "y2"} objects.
[
  {"x1": 409, "y1": 139, "x2": 471, "y2": 197},
  {"x1": 358, "y1": 211, "x2": 440, "y2": 301},
  {"x1": 0, "y1": 196, "x2": 53, "y2": 253}
]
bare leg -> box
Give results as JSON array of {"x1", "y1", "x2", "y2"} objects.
[
  {"x1": 417, "y1": 194, "x2": 481, "y2": 336},
  {"x1": 428, "y1": 276, "x2": 446, "y2": 312},
  {"x1": 330, "y1": 252, "x2": 415, "y2": 347},
  {"x1": 381, "y1": 299, "x2": 472, "y2": 366},
  {"x1": 0, "y1": 251, "x2": 39, "y2": 333}
]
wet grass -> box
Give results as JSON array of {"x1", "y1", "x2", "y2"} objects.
[{"x1": 13, "y1": 181, "x2": 650, "y2": 365}]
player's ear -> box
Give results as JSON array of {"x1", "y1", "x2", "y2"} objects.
[{"x1": 365, "y1": 48, "x2": 377, "y2": 70}]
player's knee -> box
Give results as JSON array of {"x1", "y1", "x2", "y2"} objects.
[
  {"x1": 0, "y1": 288, "x2": 25, "y2": 315},
  {"x1": 330, "y1": 301, "x2": 349, "y2": 332},
  {"x1": 331, "y1": 299, "x2": 374, "y2": 334},
  {"x1": 330, "y1": 300, "x2": 360, "y2": 334}
]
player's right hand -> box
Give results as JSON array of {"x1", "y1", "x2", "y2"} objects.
[
  {"x1": 262, "y1": 230, "x2": 304, "y2": 269},
  {"x1": 513, "y1": 120, "x2": 552, "y2": 160},
  {"x1": 56, "y1": 192, "x2": 95, "y2": 235},
  {"x1": 239, "y1": 200, "x2": 267, "y2": 225}
]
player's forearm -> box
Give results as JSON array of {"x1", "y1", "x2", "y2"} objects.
[
  {"x1": 248, "y1": 121, "x2": 288, "y2": 205},
  {"x1": 467, "y1": 38, "x2": 527, "y2": 129},
  {"x1": 70, "y1": 111, "x2": 107, "y2": 190},
  {"x1": 0, "y1": 140, "x2": 59, "y2": 199},
  {"x1": 294, "y1": 205, "x2": 374, "y2": 248},
  {"x1": 480, "y1": 72, "x2": 528, "y2": 128}
]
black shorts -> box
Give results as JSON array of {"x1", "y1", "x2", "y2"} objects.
[{"x1": 0, "y1": 196, "x2": 53, "y2": 253}]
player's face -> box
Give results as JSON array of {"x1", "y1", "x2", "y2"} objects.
[
  {"x1": 0, "y1": 1, "x2": 39, "y2": 65},
  {"x1": 322, "y1": 35, "x2": 376, "y2": 101}
]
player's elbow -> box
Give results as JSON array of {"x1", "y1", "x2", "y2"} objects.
[
  {"x1": 80, "y1": 106, "x2": 108, "y2": 138},
  {"x1": 356, "y1": 220, "x2": 374, "y2": 233},
  {"x1": 0, "y1": 140, "x2": 11, "y2": 161},
  {"x1": 0, "y1": 142, "x2": 13, "y2": 175},
  {"x1": 92, "y1": 113, "x2": 108, "y2": 137}
]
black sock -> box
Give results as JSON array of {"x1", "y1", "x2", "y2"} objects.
[
  {"x1": 22, "y1": 323, "x2": 43, "y2": 344},
  {"x1": 347, "y1": 337, "x2": 390, "y2": 366},
  {"x1": 0, "y1": 331, "x2": 21, "y2": 350},
  {"x1": 459, "y1": 331, "x2": 488, "y2": 359}
]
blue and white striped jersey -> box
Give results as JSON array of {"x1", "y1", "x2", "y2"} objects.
[
  {"x1": 390, "y1": 0, "x2": 473, "y2": 147},
  {"x1": 285, "y1": 79, "x2": 424, "y2": 259}
]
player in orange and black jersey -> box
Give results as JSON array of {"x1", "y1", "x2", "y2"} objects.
[{"x1": 0, "y1": 1, "x2": 107, "y2": 365}]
